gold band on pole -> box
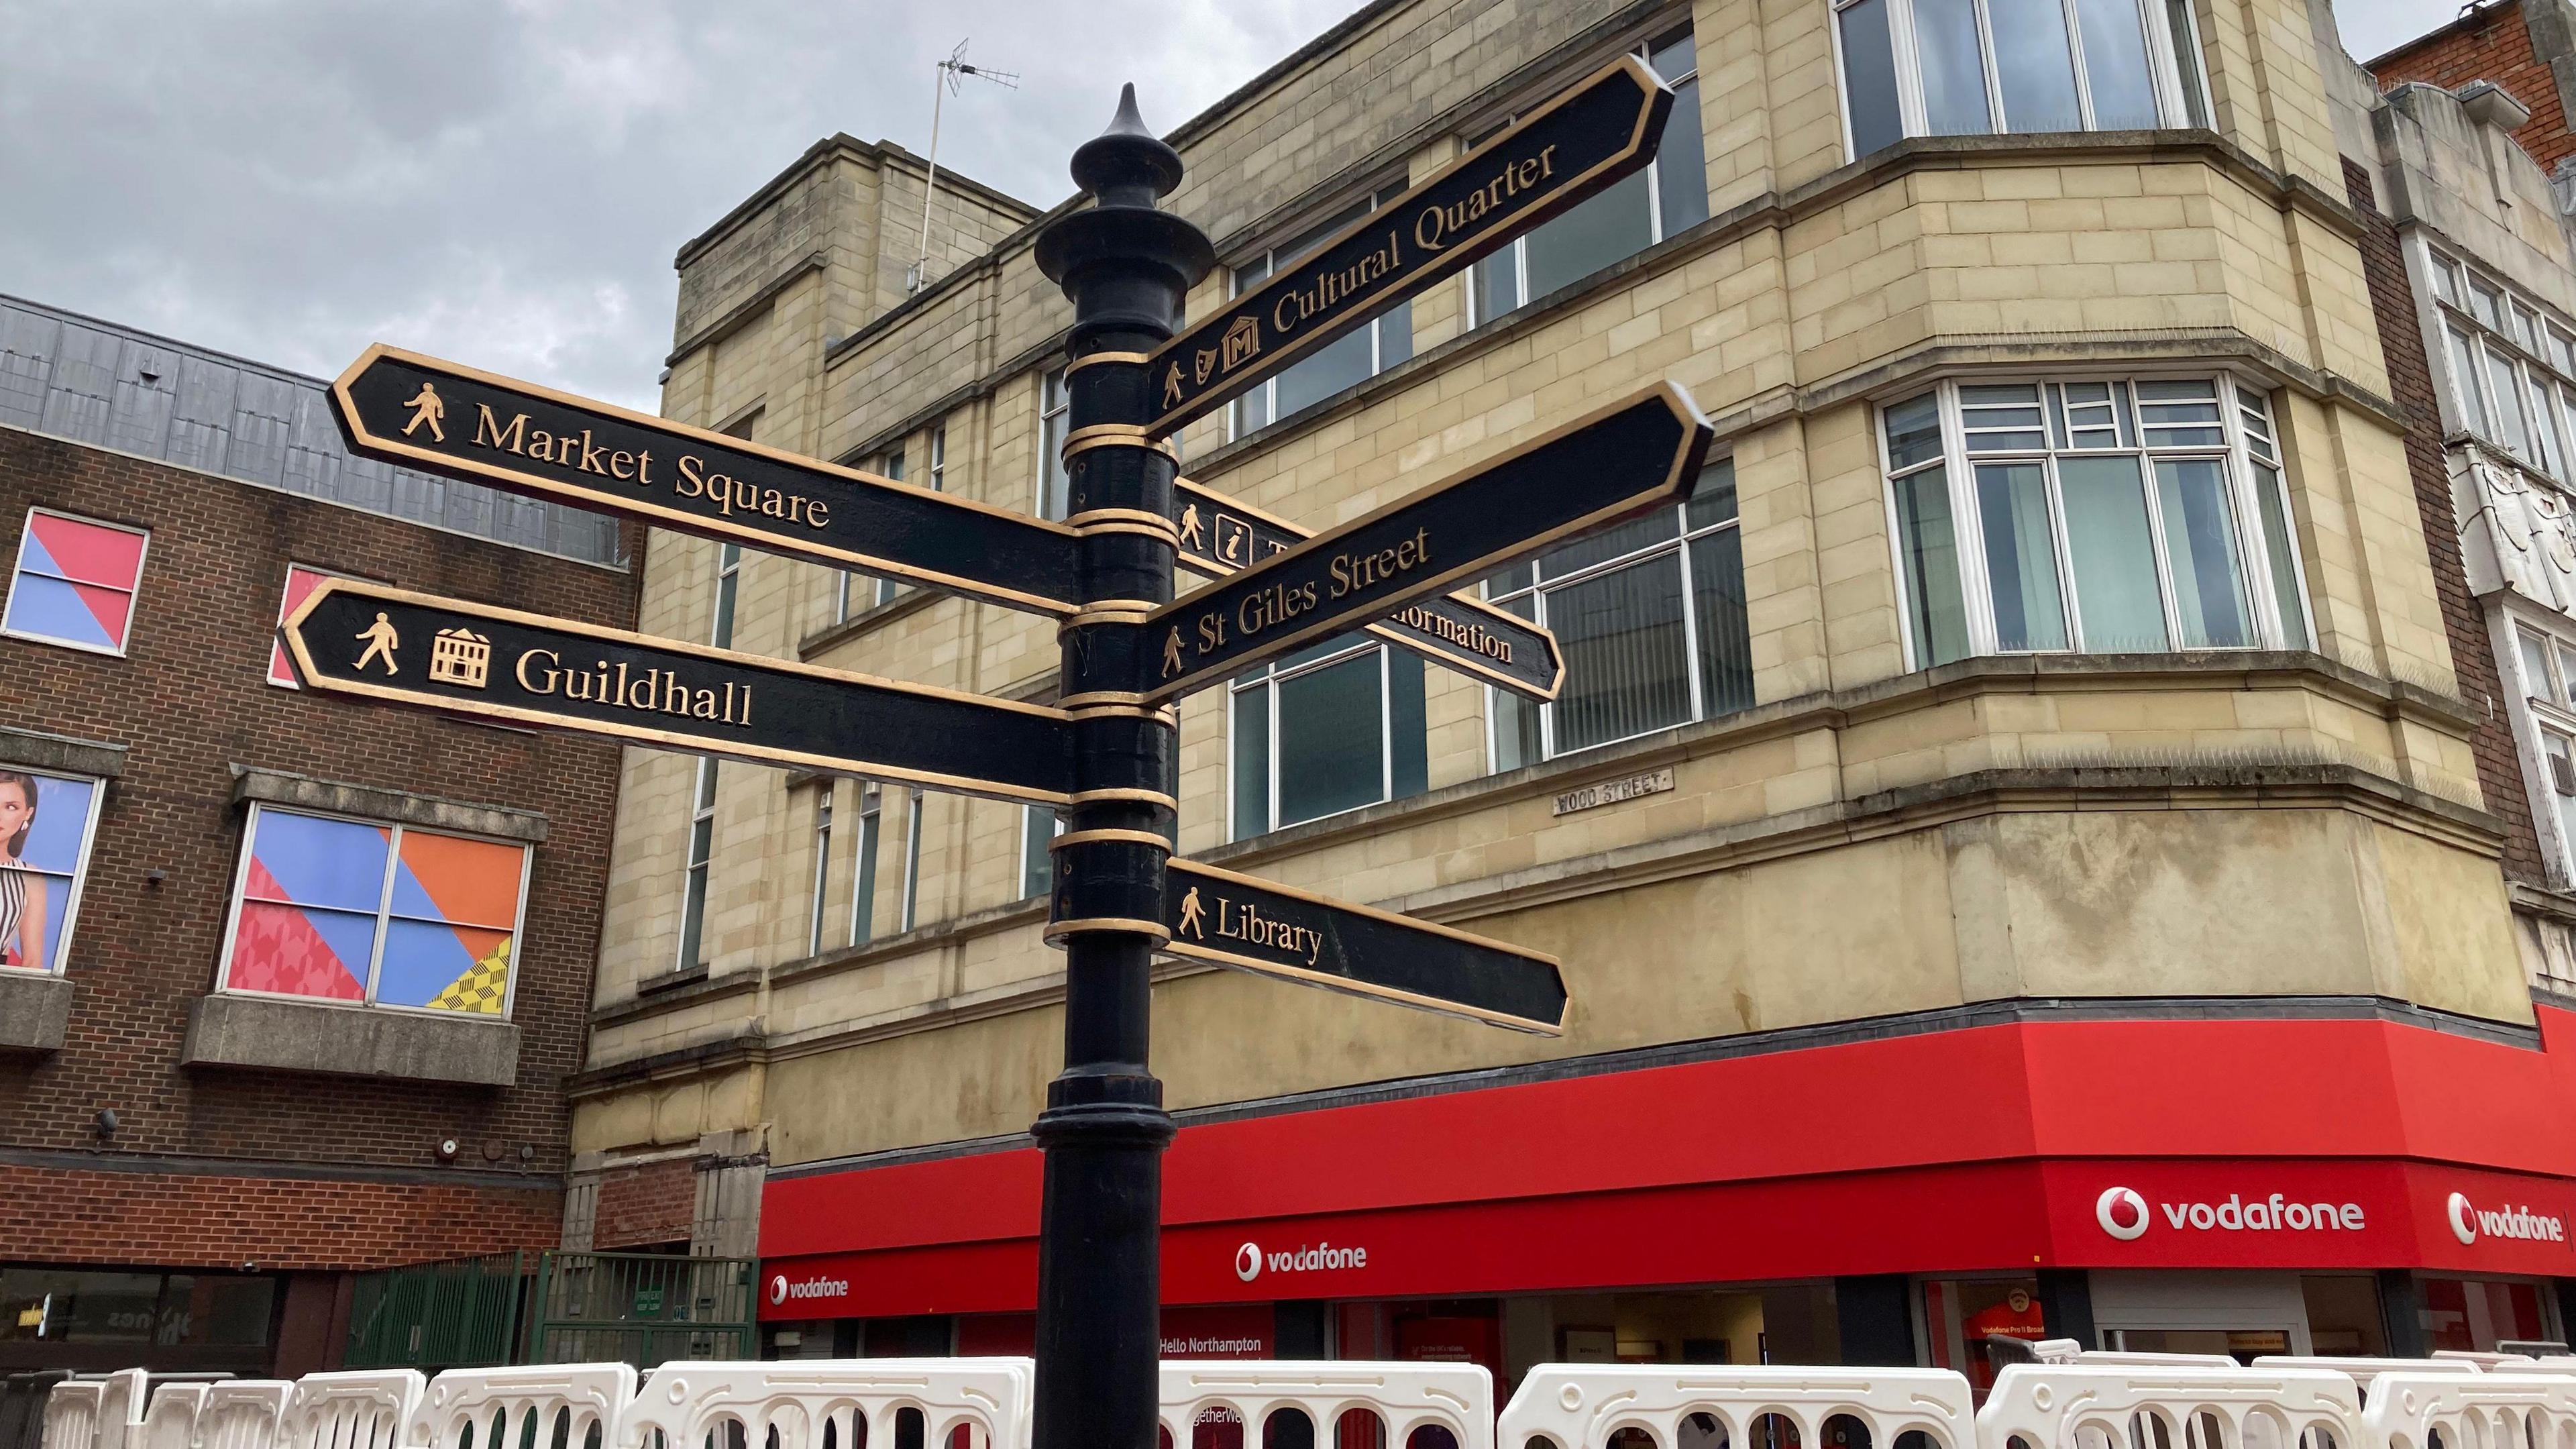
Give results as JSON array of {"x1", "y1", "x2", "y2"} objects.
[
  {"x1": 1067, "y1": 787, "x2": 1178, "y2": 808},
  {"x1": 1062, "y1": 427, "x2": 1180, "y2": 462},
  {"x1": 1042, "y1": 917, "x2": 1173, "y2": 946},
  {"x1": 1051, "y1": 829, "x2": 1173, "y2": 851},
  {"x1": 1064, "y1": 351, "x2": 1152, "y2": 374}
]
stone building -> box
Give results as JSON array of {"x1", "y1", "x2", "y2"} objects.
[
  {"x1": 580, "y1": 0, "x2": 2576, "y2": 1375},
  {"x1": 0, "y1": 295, "x2": 633, "y2": 1375},
  {"x1": 2368, "y1": 0, "x2": 2576, "y2": 199}
]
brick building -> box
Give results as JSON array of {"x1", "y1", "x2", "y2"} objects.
[
  {"x1": 582, "y1": 0, "x2": 2576, "y2": 1378},
  {"x1": 0, "y1": 295, "x2": 634, "y2": 1375},
  {"x1": 2368, "y1": 0, "x2": 2576, "y2": 182}
]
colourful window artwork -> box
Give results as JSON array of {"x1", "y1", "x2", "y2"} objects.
[
  {"x1": 0, "y1": 769, "x2": 105, "y2": 975},
  {"x1": 1, "y1": 511, "x2": 148, "y2": 655},
  {"x1": 268, "y1": 566, "x2": 338, "y2": 688},
  {"x1": 223, "y1": 807, "x2": 528, "y2": 1015}
]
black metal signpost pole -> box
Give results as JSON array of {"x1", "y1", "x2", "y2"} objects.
[{"x1": 1030, "y1": 88, "x2": 1213, "y2": 1449}]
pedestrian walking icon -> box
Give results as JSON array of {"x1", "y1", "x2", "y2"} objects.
[
  {"x1": 1177, "y1": 886, "x2": 1205, "y2": 938},
  {"x1": 1161, "y1": 627, "x2": 1185, "y2": 678},
  {"x1": 400, "y1": 382, "x2": 445, "y2": 441},
  {"x1": 354, "y1": 612, "x2": 400, "y2": 674}
]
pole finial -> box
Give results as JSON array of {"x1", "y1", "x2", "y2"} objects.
[{"x1": 1071, "y1": 82, "x2": 1184, "y2": 201}]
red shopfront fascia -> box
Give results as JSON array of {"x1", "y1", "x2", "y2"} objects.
[{"x1": 756, "y1": 1008, "x2": 2576, "y2": 1322}]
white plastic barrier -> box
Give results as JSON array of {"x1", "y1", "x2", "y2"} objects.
[
  {"x1": 409, "y1": 1365, "x2": 637, "y2": 1449},
  {"x1": 2358, "y1": 1371, "x2": 2576, "y2": 1449},
  {"x1": 93, "y1": 1374, "x2": 149, "y2": 1449},
  {"x1": 1163, "y1": 1362, "x2": 1492, "y2": 1449},
  {"x1": 41, "y1": 1383, "x2": 105, "y2": 1449},
  {"x1": 195, "y1": 1383, "x2": 292, "y2": 1449},
  {"x1": 1978, "y1": 1363, "x2": 2365, "y2": 1449},
  {"x1": 276, "y1": 1372, "x2": 423, "y2": 1449},
  {"x1": 140, "y1": 1385, "x2": 212, "y2": 1449},
  {"x1": 611, "y1": 1358, "x2": 1032, "y2": 1449},
  {"x1": 1499, "y1": 1365, "x2": 1974, "y2": 1449}
]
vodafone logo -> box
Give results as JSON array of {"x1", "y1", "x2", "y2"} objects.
[
  {"x1": 2096, "y1": 1187, "x2": 2149, "y2": 1241},
  {"x1": 1232, "y1": 1239, "x2": 1366, "y2": 1282},
  {"x1": 769, "y1": 1275, "x2": 789, "y2": 1305},
  {"x1": 768, "y1": 1273, "x2": 850, "y2": 1305},
  {"x1": 1235, "y1": 1243, "x2": 1262, "y2": 1282},
  {"x1": 2447, "y1": 1191, "x2": 2567, "y2": 1246}
]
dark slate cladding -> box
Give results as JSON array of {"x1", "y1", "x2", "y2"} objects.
[{"x1": 0, "y1": 294, "x2": 625, "y2": 566}]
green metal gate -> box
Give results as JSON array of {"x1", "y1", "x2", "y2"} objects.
[
  {"x1": 528, "y1": 1253, "x2": 755, "y2": 1367},
  {"x1": 343, "y1": 1252, "x2": 529, "y2": 1371}
]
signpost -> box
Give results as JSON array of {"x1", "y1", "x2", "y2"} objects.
[
  {"x1": 335, "y1": 345, "x2": 1084, "y2": 616},
  {"x1": 1142, "y1": 56, "x2": 1674, "y2": 435},
  {"x1": 1147, "y1": 385, "x2": 1711, "y2": 702},
  {"x1": 283, "y1": 579, "x2": 1074, "y2": 805},
  {"x1": 303, "y1": 54, "x2": 1701, "y2": 1449},
  {"x1": 1173, "y1": 476, "x2": 1564, "y2": 701}
]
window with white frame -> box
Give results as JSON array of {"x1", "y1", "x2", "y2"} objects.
[
  {"x1": 899, "y1": 788, "x2": 926, "y2": 931},
  {"x1": 1231, "y1": 635, "x2": 1430, "y2": 839},
  {"x1": 2505, "y1": 616, "x2": 2576, "y2": 886},
  {"x1": 1882, "y1": 376, "x2": 2310, "y2": 669},
  {"x1": 1020, "y1": 804, "x2": 1062, "y2": 900},
  {"x1": 0, "y1": 766, "x2": 105, "y2": 975},
  {"x1": 839, "y1": 448, "x2": 910, "y2": 618},
  {"x1": 1039, "y1": 370, "x2": 1071, "y2": 520},
  {"x1": 806, "y1": 785, "x2": 833, "y2": 957},
  {"x1": 1833, "y1": 0, "x2": 2212, "y2": 160},
  {"x1": 849, "y1": 782, "x2": 882, "y2": 946},
  {"x1": 2424, "y1": 245, "x2": 2576, "y2": 486},
  {"x1": 2, "y1": 509, "x2": 148, "y2": 657},
  {"x1": 1472, "y1": 32, "x2": 1709, "y2": 326},
  {"x1": 677, "y1": 757, "x2": 718, "y2": 971},
  {"x1": 1231, "y1": 185, "x2": 1416, "y2": 437},
  {"x1": 1484, "y1": 459, "x2": 1752, "y2": 768},
  {"x1": 220, "y1": 805, "x2": 531, "y2": 1015}
]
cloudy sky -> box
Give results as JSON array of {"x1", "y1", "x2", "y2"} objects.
[{"x1": 1, "y1": 0, "x2": 2448, "y2": 411}]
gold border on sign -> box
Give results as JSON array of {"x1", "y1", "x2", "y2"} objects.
[
  {"x1": 1172, "y1": 476, "x2": 1567, "y2": 703},
  {"x1": 1163, "y1": 939, "x2": 1564, "y2": 1035},
  {"x1": 1042, "y1": 917, "x2": 1173, "y2": 946},
  {"x1": 282, "y1": 579, "x2": 1077, "y2": 808},
  {"x1": 330, "y1": 343, "x2": 1083, "y2": 618},
  {"x1": 1145, "y1": 381, "x2": 1711, "y2": 702},
  {"x1": 1144, "y1": 55, "x2": 1668, "y2": 436}
]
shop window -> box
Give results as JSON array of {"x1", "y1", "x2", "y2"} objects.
[
  {"x1": 1923, "y1": 1277, "x2": 2043, "y2": 1394},
  {"x1": 2298, "y1": 1274, "x2": 2386, "y2": 1356},
  {"x1": 2420, "y1": 1276, "x2": 2548, "y2": 1352},
  {"x1": 220, "y1": 804, "x2": 529, "y2": 1014},
  {"x1": 1883, "y1": 378, "x2": 2309, "y2": 668},
  {"x1": 1833, "y1": 0, "x2": 2211, "y2": 160},
  {"x1": 1470, "y1": 33, "x2": 1706, "y2": 326},
  {"x1": 1231, "y1": 635, "x2": 1429, "y2": 840},
  {"x1": 0, "y1": 1267, "x2": 276, "y2": 1357},
  {"x1": 1232, "y1": 186, "x2": 1415, "y2": 439},
  {"x1": 0, "y1": 767, "x2": 105, "y2": 975},
  {"x1": 1487, "y1": 460, "x2": 1750, "y2": 769},
  {"x1": 2, "y1": 508, "x2": 148, "y2": 656}
]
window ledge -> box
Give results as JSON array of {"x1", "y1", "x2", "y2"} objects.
[
  {"x1": 180, "y1": 994, "x2": 519, "y2": 1086},
  {"x1": 0, "y1": 724, "x2": 125, "y2": 780},
  {"x1": 0, "y1": 970, "x2": 70, "y2": 1053},
  {"x1": 229, "y1": 765, "x2": 549, "y2": 843},
  {"x1": 798, "y1": 586, "x2": 944, "y2": 660}
]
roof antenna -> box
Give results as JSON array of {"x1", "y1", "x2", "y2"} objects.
[{"x1": 908, "y1": 39, "x2": 1019, "y2": 294}]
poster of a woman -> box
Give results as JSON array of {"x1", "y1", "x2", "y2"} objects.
[{"x1": 0, "y1": 771, "x2": 55, "y2": 973}]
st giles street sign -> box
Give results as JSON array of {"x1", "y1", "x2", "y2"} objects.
[{"x1": 301, "y1": 53, "x2": 1702, "y2": 1449}]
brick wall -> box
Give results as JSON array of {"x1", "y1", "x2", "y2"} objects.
[
  {"x1": 590, "y1": 1157, "x2": 695, "y2": 1249},
  {"x1": 2373, "y1": 0, "x2": 2576, "y2": 172},
  {"x1": 0, "y1": 424, "x2": 637, "y2": 1268},
  {"x1": 2346, "y1": 158, "x2": 2553, "y2": 882}
]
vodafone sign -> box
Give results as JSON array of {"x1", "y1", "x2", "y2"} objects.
[
  {"x1": 2447, "y1": 1192, "x2": 2568, "y2": 1246},
  {"x1": 2090, "y1": 1185, "x2": 2365, "y2": 1239},
  {"x1": 2053, "y1": 1163, "x2": 2576, "y2": 1272}
]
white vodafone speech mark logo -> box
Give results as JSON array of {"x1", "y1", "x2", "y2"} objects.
[
  {"x1": 1235, "y1": 1242, "x2": 1263, "y2": 1282},
  {"x1": 769, "y1": 1275, "x2": 790, "y2": 1305},
  {"x1": 2449, "y1": 1192, "x2": 2479, "y2": 1245},
  {"x1": 2096, "y1": 1186, "x2": 2151, "y2": 1241}
]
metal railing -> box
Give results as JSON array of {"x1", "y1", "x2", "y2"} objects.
[
  {"x1": 343, "y1": 1254, "x2": 528, "y2": 1373},
  {"x1": 526, "y1": 1254, "x2": 754, "y2": 1368}
]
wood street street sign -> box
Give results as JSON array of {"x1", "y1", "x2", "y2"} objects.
[
  {"x1": 333, "y1": 345, "x2": 1083, "y2": 616},
  {"x1": 1172, "y1": 475, "x2": 1564, "y2": 701},
  {"x1": 282, "y1": 579, "x2": 1074, "y2": 805},
  {"x1": 1146, "y1": 382, "x2": 1713, "y2": 702},
  {"x1": 1159, "y1": 858, "x2": 1566, "y2": 1033},
  {"x1": 1142, "y1": 56, "x2": 1672, "y2": 435}
]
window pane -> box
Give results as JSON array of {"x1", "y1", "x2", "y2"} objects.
[
  {"x1": 1885, "y1": 393, "x2": 1945, "y2": 468},
  {"x1": 6, "y1": 512, "x2": 146, "y2": 653},
  {"x1": 2059, "y1": 455, "x2": 2170, "y2": 651},
  {"x1": 1273, "y1": 323, "x2": 1377, "y2": 420},
  {"x1": 711, "y1": 564, "x2": 738, "y2": 649},
  {"x1": 2529, "y1": 376, "x2": 2563, "y2": 478},
  {"x1": 2487, "y1": 347, "x2": 2535, "y2": 458},
  {"x1": 2448, "y1": 325, "x2": 2493, "y2": 429},
  {"x1": 377, "y1": 919, "x2": 513, "y2": 1012},
  {"x1": 1686, "y1": 458, "x2": 1739, "y2": 531},
  {"x1": 2428, "y1": 254, "x2": 2461, "y2": 307},
  {"x1": 676, "y1": 835, "x2": 712, "y2": 967},
  {"x1": 1389, "y1": 650, "x2": 1430, "y2": 800},
  {"x1": 1550, "y1": 553, "x2": 1694, "y2": 751},
  {"x1": 2471, "y1": 278, "x2": 2505, "y2": 331},
  {"x1": 2165, "y1": 0, "x2": 2210, "y2": 125},
  {"x1": 1651, "y1": 31, "x2": 1698, "y2": 80},
  {"x1": 1493, "y1": 595, "x2": 1542, "y2": 771},
  {"x1": 1961, "y1": 383, "x2": 2047, "y2": 452},
  {"x1": 1657, "y1": 78, "x2": 1712, "y2": 235},
  {"x1": 246, "y1": 810, "x2": 388, "y2": 913},
  {"x1": 1525, "y1": 166, "x2": 1654, "y2": 301},
  {"x1": 1232, "y1": 684, "x2": 1272, "y2": 839},
  {"x1": 1539, "y1": 508, "x2": 1680, "y2": 580},
  {"x1": 2251, "y1": 462, "x2": 2308, "y2": 649},
  {"x1": 229, "y1": 902, "x2": 374, "y2": 1001},
  {"x1": 0, "y1": 771, "x2": 94, "y2": 975},
  {"x1": 2135, "y1": 379, "x2": 2223, "y2": 445},
  {"x1": 1277, "y1": 653, "x2": 1387, "y2": 826},
  {"x1": 850, "y1": 802, "x2": 880, "y2": 945},
  {"x1": 1041, "y1": 371, "x2": 1070, "y2": 519},
  {"x1": 1893, "y1": 463, "x2": 1972, "y2": 665},
  {"x1": 1690, "y1": 526, "x2": 1756, "y2": 715},
  {"x1": 2153, "y1": 458, "x2": 2253, "y2": 647},
  {"x1": 2522, "y1": 629, "x2": 2553, "y2": 698},
  {"x1": 1022, "y1": 806, "x2": 1055, "y2": 900},
  {"x1": 1990, "y1": 0, "x2": 2084, "y2": 131},
  {"x1": 390, "y1": 831, "x2": 525, "y2": 928},
  {"x1": 2557, "y1": 643, "x2": 2576, "y2": 708},
  {"x1": 2076, "y1": 0, "x2": 2161, "y2": 127},
  {"x1": 1379, "y1": 299, "x2": 1415, "y2": 369},
  {"x1": 2547, "y1": 733, "x2": 2576, "y2": 868},
  {"x1": 1838, "y1": 0, "x2": 1907, "y2": 157},
  {"x1": 1473, "y1": 244, "x2": 1519, "y2": 323},
  {"x1": 1976, "y1": 462, "x2": 2070, "y2": 649},
  {"x1": 1918, "y1": 0, "x2": 1995, "y2": 135}
]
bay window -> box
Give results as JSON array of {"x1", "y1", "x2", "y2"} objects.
[
  {"x1": 2426, "y1": 244, "x2": 2576, "y2": 484},
  {"x1": 1231, "y1": 636, "x2": 1429, "y2": 839},
  {"x1": 1883, "y1": 377, "x2": 2310, "y2": 667},
  {"x1": 2505, "y1": 616, "x2": 2576, "y2": 888},
  {"x1": 1472, "y1": 32, "x2": 1707, "y2": 325},
  {"x1": 1485, "y1": 460, "x2": 1752, "y2": 767},
  {"x1": 1232, "y1": 187, "x2": 1416, "y2": 437},
  {"x1": 1834, "y1": 0, "x2": 2210, "y2": 159}
]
